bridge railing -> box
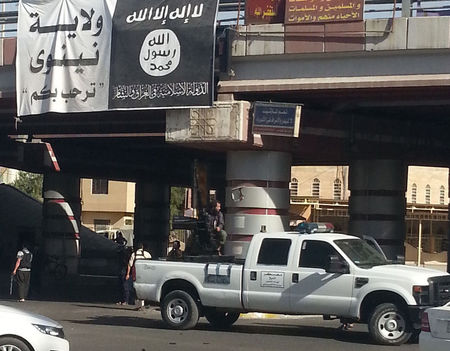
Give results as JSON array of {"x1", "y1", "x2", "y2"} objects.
[{"x1": 2, "y1": 0, "x2": 450, "y2": 36}]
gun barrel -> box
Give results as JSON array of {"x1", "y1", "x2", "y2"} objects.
[{"x1": 172, "y1": 216, "x2": 198, "y2": 230}]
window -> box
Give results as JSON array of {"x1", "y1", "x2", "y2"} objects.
[
  {"x1": 411, "y1": 183, "x2": 417, "y2": 204},
  {"x1": 334, "y1": 239, "x2": 387, "y2": 268},
  {"x1": 257, "y1": 238, "x2": 291, "y2": 266},
  {"x1": 425, "y1": 184, "x2": 431, "y2": 204},
  {"x1": 94, "y1": 219, "x2": 110, "y2": 231},
  {"x1": 333, "y1": 179, "x2": 342, "y2": 200},
  {"x1": 92, "y1": 179, "x2": 109, "y2": 194},
  {"x1": 440, "y1": 186, "x2": 445, "y2": 205},
  {"x1": 290, "y1": 178, "x2": 298, "y2": 196},
  {"x1": 299, "y1": 240, "x2": 340, "y2": 269},
  {"x1": 312, "y1": 178, "x2": 320, "y2": 197}
]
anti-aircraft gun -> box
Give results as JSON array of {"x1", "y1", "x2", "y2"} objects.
[{"x1": 172, "y1": 211, "x2": 217, "y2": 255}]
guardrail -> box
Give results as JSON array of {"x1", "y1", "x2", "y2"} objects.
[{"x1": 2, "y1": 0, "x2": 450, "y2": 36}]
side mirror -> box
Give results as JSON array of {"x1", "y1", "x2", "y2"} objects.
[{"x1": 326, "y1": 255, "x2": 349, "y2": 274}]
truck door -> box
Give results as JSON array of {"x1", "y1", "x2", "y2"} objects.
[
  {"x1": 243, "y1": 237, "x2": 292, "y2": 313},
  {"x1": 289, "y1": 240, "x2": 354, "y2": 315}
]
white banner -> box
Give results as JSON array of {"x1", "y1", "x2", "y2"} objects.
[{"x1": 16, "y1": 0, "x2": 117, "y2": 116}]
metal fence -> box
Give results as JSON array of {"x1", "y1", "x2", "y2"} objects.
[{"x1": 2, "y1": 0, "x2": 450, "y2": 36}]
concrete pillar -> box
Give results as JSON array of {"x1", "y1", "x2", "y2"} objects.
[
  {"x1": 42, "y1": 173, "x2": 81, "y2": 276},
  {"x1": 348, "y1": 160, "x2": 407, "y2": 261},
  {"x1": 402, "y1": 0, "x2": 411, "y2": 17},
  {"x1": 134, "y1": 181, "x2": 170, "y2": 258},
  {"x1": 225, "y1": 151, "x2": 291, "y2": 258}
]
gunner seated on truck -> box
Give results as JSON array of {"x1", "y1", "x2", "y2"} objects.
[{"x1": 208, "y1": 200, "x2": 227, "y2": 255}]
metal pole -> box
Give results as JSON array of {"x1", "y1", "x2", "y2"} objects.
[
  {"x1": 430, "y1": 211, "x2": 433, "y2": 253},
  {"x1": 417, "y1": 219, "x2": 422, "y2": 266}
]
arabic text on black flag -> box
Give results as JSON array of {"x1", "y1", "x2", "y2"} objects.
[{"x1": 109, "y1": 0, "x2": 219, "y2": 109}]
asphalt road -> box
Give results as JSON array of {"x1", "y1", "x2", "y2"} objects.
[{"x1": 0, "y1": 299, "x2": 420, "y2": 351}]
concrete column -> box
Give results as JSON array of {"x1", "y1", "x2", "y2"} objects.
[
  {"x1": 225, "y1": 151, "x2": 291, "y2": 258},
  {"x1": 348, "y1": 160, "x2": 407, "y2": 261},
  {"x1": 402, "y1": 0, "x2": 411, "y2": 17},
  {"x1": 42, "y1": 173, "x2": 81, "y2": 276},
  {"x1": 134, "y1": 181, "x2": 170, "y2": 258}
]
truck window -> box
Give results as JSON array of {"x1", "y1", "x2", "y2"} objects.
[
  {"x1": 299, "y1": 240, "x2": 340, "y2": 269},
  {"x1": 257, "y1": 238, "x2": 291, "y2": 265},
  {"x1": 334, "y1": 239, "x2": 387, "y2": 268}
]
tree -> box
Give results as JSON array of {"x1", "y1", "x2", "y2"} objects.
[
  {"x1": 12, "y1": 171, "x2": 43, "y2": 201},
  {"x1": 170, "y1": 187, "x2": 186, "y2": 217}
]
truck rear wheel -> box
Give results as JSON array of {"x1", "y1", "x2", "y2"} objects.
[
  {"x1": 161, "y1": 290, "x2": 199, "y2": 330},
  {"x1": 204, "y1": 308, "x2": 240, "y2": 328},
  {"x1": 368, "y1": 303, "x2": 412, "y2": 345}
]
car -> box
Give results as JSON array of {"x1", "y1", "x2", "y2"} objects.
[
  {"x1": 0, "y1": 304, "x2": 69, "y2": 351},
  {"x1": 420, "y1": 301, "x2": 450, "y2": 351}
]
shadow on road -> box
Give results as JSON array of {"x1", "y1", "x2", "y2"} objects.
[{"x1": 64, "y1": 313, "x2": 376, "y2": 346}]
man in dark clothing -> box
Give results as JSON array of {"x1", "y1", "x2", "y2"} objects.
[
  {"x1": 208, "y1": 200, "x2": 227, "y2": 255},
  {"x1": 114, "y1": 231, "x2": 128, "y2": 246},
  {"x1": 167, "y1": 240, "x2": 183, "y2": 260},
  {"x1": 12, "y1": 243, "x2": 33, "y2": 302}
]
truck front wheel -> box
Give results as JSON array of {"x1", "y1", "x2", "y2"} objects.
[
  {"x1": 204, "y1": 308, "x2": 240, "y2": 328},
  {"x1": 161, "y1": 290, "x2": 199, "y2": 330},
  {"x1": 368, "y1": 303, "x2": 412, "y2": 345}
]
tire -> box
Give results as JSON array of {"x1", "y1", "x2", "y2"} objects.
[
  {"x1": 368, "y1": 303, "x2": 412, "y2": 345},
  {"x1": 161, "y1": 290, "x2": 199, "y2": 330},
  {"x1": 0, "y1": 336, "x2": 31, "y2": 351},
  {"x1": 204, "y1": 308, "x2": 240, "y2": 328}
]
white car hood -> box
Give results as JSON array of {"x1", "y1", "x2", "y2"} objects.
[
  {"x1": 367, "y1": 264, "x2": 449, "y2": 284},
  {"x1": 0, "y1": 305, "x2": 62, "y2": 328}
]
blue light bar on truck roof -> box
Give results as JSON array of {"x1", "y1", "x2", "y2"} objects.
[{"x1": 296, "y1": 222, "x2": 334, "y2": 234}]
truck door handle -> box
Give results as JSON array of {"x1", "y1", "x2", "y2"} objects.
[
  {"x1": 292, "y1": 273, "x2": 299, "y2": 283},
  {"x1": 250, "y1": 271, "x2": 257, "y2": 280}
]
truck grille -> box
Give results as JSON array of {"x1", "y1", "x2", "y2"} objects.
[{"x1": 428, "y1": 275, "x2": 450, "y2": 306}]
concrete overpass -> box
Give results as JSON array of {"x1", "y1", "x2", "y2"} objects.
[{"x1": 0, "y1": 1, "x2": 449, "y2": 271}]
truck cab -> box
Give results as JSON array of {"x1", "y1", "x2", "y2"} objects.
[{"x1": 242, "y1": 231, "x2": 449, "y2": 345}]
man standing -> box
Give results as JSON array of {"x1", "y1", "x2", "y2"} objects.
[
  {"x1": 209, "y1": 200, "x2": 227, "y2": 255},
  {"x1": 12, "y1": 243, "x2": 33, "y2": 302},
  {"x1": 125, "y1": 242, "x2": 151, "y2": 310}
]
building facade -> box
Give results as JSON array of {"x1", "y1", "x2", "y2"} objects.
[
  {"x1": 290, "y1": 165, "x2": 449, "y2": 262},
  {"x1": 80, "y1": 178, "x2": 135, "y2": 233}
]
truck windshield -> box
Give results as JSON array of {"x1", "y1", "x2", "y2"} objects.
[{"x1": 334, "y1": 239, "x2": 388, "y2": 268}]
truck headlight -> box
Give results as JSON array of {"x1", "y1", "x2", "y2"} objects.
[
  {"x1": 413, "y1": 285, "x2": 430, "y2": 305},
  {"x1": 33, "y1": 324, "x2": 65, "y2": 339}
]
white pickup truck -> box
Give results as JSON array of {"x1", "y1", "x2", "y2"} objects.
[{"x1": 134, "y1": 231, "x2": 450, "y2": 345}]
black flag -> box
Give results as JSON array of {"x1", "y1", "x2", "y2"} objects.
[{"x1": 109, "y1": 0, "x2": 219, "y2": 109}]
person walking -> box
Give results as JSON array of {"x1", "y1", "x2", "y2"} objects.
[
  {"x1": 125, "y1": 242, "x2": 151, "y2": 310},
  {"x1": 12, "y1": 243, "x2": 33, "y2": 302}
]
